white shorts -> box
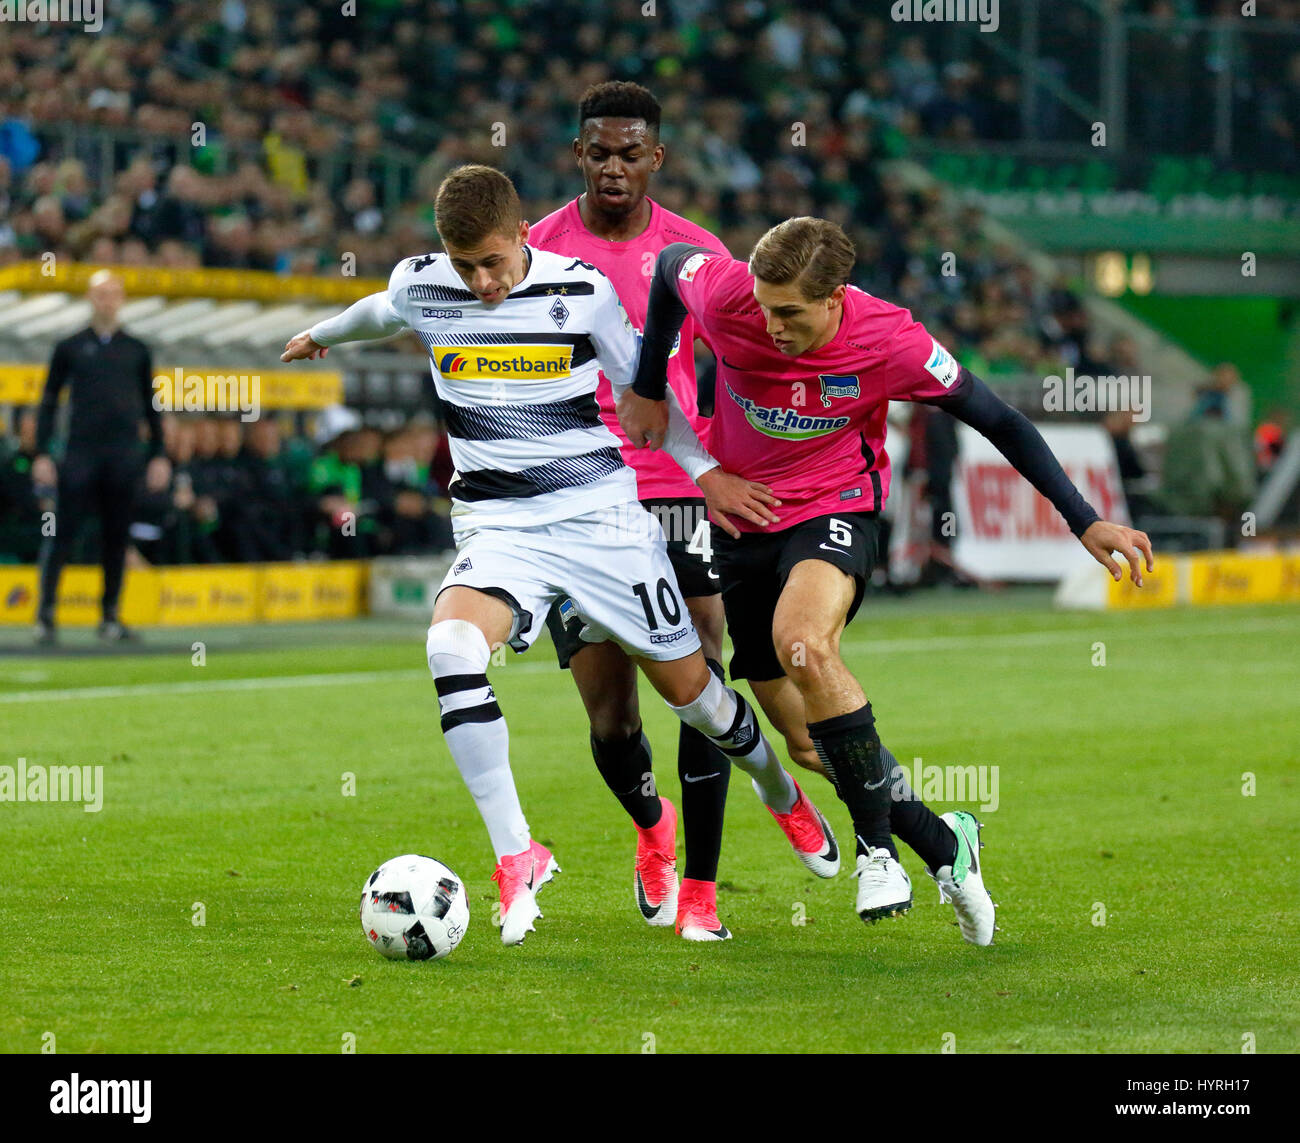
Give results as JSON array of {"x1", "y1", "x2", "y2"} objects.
[{"x1": 438, "y1": 503, "x2": 701, "y2": 661}]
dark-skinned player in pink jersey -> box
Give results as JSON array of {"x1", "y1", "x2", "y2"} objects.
[
  {"x1": 528, "y1": 82, "x2": 836, "y2": 941},
  {"x1": 619, "y1": 218, "x2": 1154, "y2": 944}
]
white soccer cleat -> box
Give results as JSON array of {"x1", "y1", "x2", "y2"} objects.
[
  {"x1": 492, "y1": 839, "x2": 560, "y2": 946},
  {"x1": 634, "y1": 798, "x2": 679, "y2": 927},
  {"x1": 854, "y1": 847, "x2": 913, "y2": 922},
  {"x1": 928, "y1": 811, "x2": 996, "y2": 946}
]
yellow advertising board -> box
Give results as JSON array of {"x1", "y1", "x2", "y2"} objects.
[
  {"x1": 0, "y1": 261, "x2": 386, "y2": 304},
  {"x1": 0, "y1": 567, "x2": 39, "y2": 623},
  {"x1": 1, "y1": 364, "x2": 342, "y2": 410},
  {"x1": 1187, "y1": 553, "x2": 1285, "y2": 606},
  {"x1": 157, "y1": 566, "x2": 259, "y2": 625},
  {"x1": 1106, "y1": 564, "x2": 1178, "y2": 609},
  {"x1": 259, "y1": 564, "x2": 317, "y2": 622},
  {"x1": 0, "y1": 365, "x2": 45, "y2": 405},
  {"x1": 0, "y1": 565, "x2": 159, "y2": 624},
  {"x1": 0, "y1": 563, "x2": 367, "y2": 625},
  {"x1": 1280, "y1": 555, "x2": 1300, "y2": 603},
  {"x1": 1061, "y1": 550, "x2": 1300, "y2": 610},
  {"x1": 308, "y1": 562, "x2": 367, "y2": 619}
]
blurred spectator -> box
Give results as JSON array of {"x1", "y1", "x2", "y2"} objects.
[
  {"x1": 1254, "y1": 410, "x2": 1289, "y2": 476},
  {"x1": 1260, "y1": 51, "x2": 1300, "y2": 172},
  {"x1": 1105, "y1": 409, "x2": 1155, "y2": 521},
  {"x1": 0, "y1": 410, "x2": 44, "y2": 563},
  {"x1": 131, "y1": 414, "x2": 221, "y2": 565},
  {"x1": 1159, "y1": 381, "x2": 1258, "y2": 537},
  {"x1": 237, "y1": 417, "x2": 307, "y2": 560}
]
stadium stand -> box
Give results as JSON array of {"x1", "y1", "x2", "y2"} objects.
[{"x1": 1, "y1": 0, "x2": 1296, "y2": 579}]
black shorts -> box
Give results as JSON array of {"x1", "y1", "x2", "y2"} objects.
[
  {"x1": 712, "y1": 510, "x2": 881, "y2": 682},
  {"x1": 545, "y1": 497, "x2": 718, "y2": 670}
]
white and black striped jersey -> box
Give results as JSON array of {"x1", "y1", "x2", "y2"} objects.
[{"x1": 310, "y1": 245, "x2": 715, "y2": 533}]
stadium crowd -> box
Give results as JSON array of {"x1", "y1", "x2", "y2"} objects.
[
  {"x1": 0, "y1": 1, "x2": 1292, "y2": 565},
  {"x1": 1, "y1": 0, "x2": 1189, "y2": 382},
  {"x1": 0, "y1": 407, "x2": 455, "y2": 566}
]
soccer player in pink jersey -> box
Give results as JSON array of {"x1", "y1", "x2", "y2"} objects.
[
  {"x1": 283, "y1": 167, "x2": 830, "y2": 947},
  {"x1": 527, "y1": 83, "x2": 835, "y2": 940},
  {"x1": 619, "y1": 218, "x2": 1154, "y2": 944}
]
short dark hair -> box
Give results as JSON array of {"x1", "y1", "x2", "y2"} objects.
[
  {"x1": 434, "y1": 164, "x2": 521, "y2": 249},
  {"x1": 578, "y1": 81, "x2": 661, "y2": 137}
]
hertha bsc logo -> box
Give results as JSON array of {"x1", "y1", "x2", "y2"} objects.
[{"x1": 818, "y1": 374, "x2": 860, "y2": 407}]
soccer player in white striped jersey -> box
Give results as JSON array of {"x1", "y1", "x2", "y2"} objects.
[{"x1": 282, "y1": 165, "x2": 837, "y2": 946}]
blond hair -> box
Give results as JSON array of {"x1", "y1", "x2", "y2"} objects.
[{"x1": 749, "y1": 217, "x2": 856, "y2": 300}]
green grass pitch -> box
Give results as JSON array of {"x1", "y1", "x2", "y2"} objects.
[{"x1": 2, "y1": 592, "x2": 1297, "y2": 1054}]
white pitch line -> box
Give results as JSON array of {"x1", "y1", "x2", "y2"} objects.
[
  {"x1": 843, "y1": 613, "x2": 1300, "y2": 656},
  {"x1": 0, "y1": 612, "x2": 1295, "y2": 704},
  {"x1": 0, "y1": 668, "x2": 426, "y2": 705}
]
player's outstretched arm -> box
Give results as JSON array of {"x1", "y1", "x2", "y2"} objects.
[
  {"x1": 930, "y1": 368, "x2": 1154, "y2": 586},
  {"x1": 280, "y1": 291, "x2": 408, "y2": 362},
  {"x1": 281, "y1": 331, "x2": 329, "y2": 361},
  {"x1": 618, "y1": 242, "x2": 712, "y2": 448}
]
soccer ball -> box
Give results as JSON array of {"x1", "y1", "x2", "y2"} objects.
[{"x1": 359, "y1": 854, "x2": 469, "y2": 961}]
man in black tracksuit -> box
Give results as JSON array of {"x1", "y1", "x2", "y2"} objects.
[{"x1": 33, "y1": 271, "x2": 170, "y2": 643}]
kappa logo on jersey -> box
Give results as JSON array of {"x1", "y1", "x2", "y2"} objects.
[
  {"x1": 649, "y1": 627, "x2": 692, "y2": 646},
  {"x1": 422, "y1": 308, "x2": 462, "y2": 319},
  {"x1": 435, "y1": 345, "x2": 573, "y2": 380},
  {"x1": 925, "y1": 338, "x2": 960, "y2": 388},
  {"x1": 725, "y1": 381, "x2": 850, "y2": 440},
  {"x1": 818, "y1": 374, "x2": 860, "y2": 406},
  {"x1": 678, "y1": 252, "x2": 710, "y2": 282}
]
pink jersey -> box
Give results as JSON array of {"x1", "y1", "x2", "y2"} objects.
[
  {"x1": 674, "y1": 251, "x2": 965, "y2": 532},
  {"x1": 528, "y1": 197, "x2": 726, "y2": 500}
]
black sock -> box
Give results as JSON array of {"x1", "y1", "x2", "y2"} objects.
[
  {"x1": 883, "y1": 746, "x2": 958, "y2": 871},
  {"x1": 808, "y1": 702, "x2": 894, "y2": 858},
  {"x1": 677, "y1": 658, "x2": 731, "y2": 882},
  {"x1": 591, "y1": 728, "x2": 662, "y2": 830}
]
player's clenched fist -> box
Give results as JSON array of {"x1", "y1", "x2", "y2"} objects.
[
  {"x1": 697, "y1": 467, "x2": 781, "y2": 538},
  {"x1": 617, "y1": 389, "x2": 668, "y2": 450},
  {"x1": 1080, "y1": 520, "x2": 1155, "y2": 587},
  {"x1": 281, "y1": 331, "x2": 330, "y2": 362}
]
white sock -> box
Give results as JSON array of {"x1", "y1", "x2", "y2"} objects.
[
  {"x1": 669, "y1": 672, "x2": 796, "y2": 813},
  {"x1": 427, "y1": 620, "x2": 529, "y2": 861}
]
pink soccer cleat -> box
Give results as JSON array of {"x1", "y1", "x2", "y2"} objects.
[
  {"x1": 676, "y1": 878, "x2": 731, "y2": 942},
  {"x1": 492, "y1": 839, "x2": 560, "y2": 945},
  {"x1": 768, "y1": 781, "x2": 841, "y2": 878},
  {"x1": 634, "y1": 798, "x2": 679, "y2": 926}
]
